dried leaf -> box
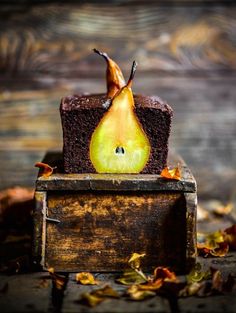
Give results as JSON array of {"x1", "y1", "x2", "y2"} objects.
[
  {"x1": 224, "y1": 224, "x2": 236, "y2": 250},
  {"x1": 48, "y1": 267, "x2": 67, "y2": 290},
  {"x1": 197, "y1": 230, "x2": 229, "y2": 257},
  {"x1": 75, "y1": 272, "x2": 98, "y2": 285},
  {"x1": 116, "y1": 269, "x2": 147, "y2": 285},
  {"x1": 160, "y1": 167, "x2": 181, "y2": 180},
  {"x1": 35, "y1": 162, "x2": 54, "y2": 177},
  {"x1": 127, "y1": 284, "x2": 156, "y2": 300},
  {"x1": 128, "y1": 253, "x2": 146, "y2": 270},
  {"x1": 92, "y1": 285, "x2": 119, "y2": 298},
  {"x1": 179, "y1": 281, "x2": 204, "y2": 297},
  {"x1": 153, "y1": 267, "x2": 177, "y2": 283},
  {"x1": 211, "y1": 268, "x2": 223, "y2": 292},
  {"x1": 213, "y1": 202, "x2": 233, "y2": 216},
  {"x1": 136, "y1": 279, "x2": 163, "y2": 291},
  {"x1": 187, "y1": 263, "x2": 211, "y2": 283},
  {"x1": 210, "y1": 242, "x2": 229, "y2": 257},
  {"x1": 79, "y1": 285, "x2": 119, "y2": 307},
  {"x1": 80, "y1": 292, "x2": 105, "y2": 307}
]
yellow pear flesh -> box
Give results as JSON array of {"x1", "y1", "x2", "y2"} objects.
[{"x1": 90, "y1": 86, "x2": 151, "y2": 173}]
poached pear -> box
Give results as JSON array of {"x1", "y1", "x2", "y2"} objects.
[
  {"x1": 90, "y1": 61, "x2": 151, "y2": 173},
  {"x1": 93, "y1": 48, "x2": 125, "y2": 98}
]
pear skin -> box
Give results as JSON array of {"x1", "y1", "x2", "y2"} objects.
[
  {"x1": 90, "y1": 61, "x2": 151, "y2": 173},
  {"x1": 93, "y1": 48, "x2": 125, "y2": 98}
]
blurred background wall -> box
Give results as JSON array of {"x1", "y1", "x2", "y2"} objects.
[{"x1": 0, "y1": 0, "x2": 235, "y2": 200}]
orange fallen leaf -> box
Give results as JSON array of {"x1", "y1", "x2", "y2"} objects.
[
  {"x1": 127, "y1": 284, "x2": 156, "y2": 300},
  {"x1": 153, "y1": 267, "x2": 177, "y2": 282},
  {"x1": 35, "y1": 162, "x2": 54, "y2": 177},
  {"x1": 76, "y1": 272, "x2": 98, "y2": 285},
  {"x1": 160, "y1": 167, "x2": 181, "y2": 180}
]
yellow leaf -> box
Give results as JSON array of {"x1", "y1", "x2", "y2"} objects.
[
  {"x1": 187, "y1": 263, "x2": 211, "y2": 283},
  {"x1": 80, "y1": 293, "x2": 105, "y2": 307},
  {"x1": 75, "y1": 272, "x2": 98, "y2": 285},
  {"x1": 128, "y1": 253, "x2": 146, "y2": 270},
  {"x1": 79, "y1": 285, "x2": 119, "y2": 307},
  {"x1": 92, "y1": 285, "x2": 119, "y2": 298},
  {"x1": 116, "y1": 269, "x2": 147, "y2": 285}
]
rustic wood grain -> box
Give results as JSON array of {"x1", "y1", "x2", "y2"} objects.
[
  {"x1": 33, "y1": 191, "x2": 46, "y2": 268},
  {"x1": 0, "y1": 4, "x2": 236, "y2": 74},
  {"x1": 0, "y1": 3, "x2": 236, "y2": 200},
  {"x1": 44, "y1": 191, "x2": 187, "y2": 272},
  {"x1": 35, "y1": 151, "x2": 196, "y2": 192},
  {"x1": 0, "y1": 272, "x2": 52, "y2": 313}
]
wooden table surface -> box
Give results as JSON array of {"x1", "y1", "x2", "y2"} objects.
[{"x1": 0, "y1": 212, "x2": 236, "y2": 313}]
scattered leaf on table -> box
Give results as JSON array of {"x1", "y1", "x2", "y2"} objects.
[
  {"x1": 224, "y1": 224, "x2": 236, "y2": 250},
  {"x1": 127, "y1": 284, "x2": 156, "y2": 300},
  {"x1": 79, "y1": 285, "x2": 119, "y2": 307},
  {"x1": 211, "y1": 268, "x2": 235, "y2": 293},
  {"x1": 197, "y1": 230, "x2": 229, "y2": 257},
  {"x1": 153, "y1": 267, "x2": 177, "y2": 282},
  {"x1": 179, "y1": 281, "x2": 205, "y2": 297},
  {"x1": 210, "y1": 242, "x2": 229, "y2": 257},
  {"x1": 128, "y1": 253, "x2": 146, "y2": 270},
  {"x1": 116, "y1": 269, "x2": 147, "y2": 285},
  {"x1": 213, "y1": 202, "x2": 233, "y2": 216},
  {"x1": 160, "y1": 167, "x2": 181, "y2": 180},
  {"x1": 76, "y1": 272, "x2": 98, "y2": 285},
  {"x1": 80, "y1": 292, "x2": 105, "y2": 307},
  {"x1": 35, "y1": 162, "x2": 54, "y2": 177},
  {"x1": 48, "y1": 267, "x2": 67, "y2": 290},
  {"x1": 187, "y1": 263, "x2": 211, "y2": 283},
  {"x1": 92, "y1": 285, "x2": 119, "y2": 298}
]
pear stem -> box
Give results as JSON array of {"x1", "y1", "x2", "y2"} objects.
[
  {"x1": 127, "y1": 61, "x2": 138, "y2": 88},
  {"x1": 93, "y1": 48, "x2": 109, "y2": 62}
]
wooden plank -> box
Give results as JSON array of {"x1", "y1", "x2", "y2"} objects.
[
  {"x1": 45, "y1": 191, "x2": 188, "y2": 272},
  {"x1": 185, "y1": 192, "x2": 197, "y2": 271},
  {"x1": 62, "y1": 273, "x2": 171, "y2": 313},
  {"x1": 0, "y1": 273, "x2": 52, "y2": 313},
  {"x1": 178, "y1": 293, "x2": 236, "y2": 313},
  {"x1": 0, "y1": 73, "x2": 236, "y2": 199},
  {"x1": 0, "y1": 4, "x2": 236, "y2": 74},
  {"x1": 32, "y1": 191, "x2": 47, "y2": 268},
  {"x1": 35, "y1": 151, "x2": 196, "y2": 192}
]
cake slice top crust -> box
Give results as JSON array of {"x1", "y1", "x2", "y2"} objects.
[{"x1": 61, "y1": 93, "x2": 173, "y2": 115}]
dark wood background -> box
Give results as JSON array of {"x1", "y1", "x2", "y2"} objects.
[{"x1": 0, "y1": 1, "x2": 235, "y2": 200}]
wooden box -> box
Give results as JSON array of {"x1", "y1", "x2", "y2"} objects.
[{"x1": 33, "y1": 152, "x2": 197, "y2": 273}]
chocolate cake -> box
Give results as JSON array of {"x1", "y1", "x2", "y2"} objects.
[{"x1": 60, "y1": 93, "x2": 173, "y2": 174}]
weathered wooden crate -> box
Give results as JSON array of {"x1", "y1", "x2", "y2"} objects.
[{"x1": 33, "y1": 152, "x2": 197, "y2": 273}]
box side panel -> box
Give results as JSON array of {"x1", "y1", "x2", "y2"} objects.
[
  {"x1": 45, "y1": 191, "x2": 187, "y2": 272},
  {"x1": 32, "y1": 191, "x2": 46, "y2": 268},
  {"x1": 185, "y1": 192, "x2": 197, "y2": 271}
]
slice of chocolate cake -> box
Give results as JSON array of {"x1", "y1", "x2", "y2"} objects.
[{"x1": 60, "y1": 94, "x2": 173, "y2": 174}]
